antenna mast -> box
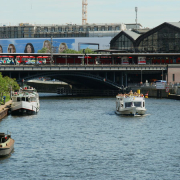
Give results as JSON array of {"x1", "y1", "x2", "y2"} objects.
[
  {"x1": 82, "y1": 0, "x2": 88, "y2": 25},
  {"x1": 135, "y1": 7, "x2": 138, "y2": 30}
]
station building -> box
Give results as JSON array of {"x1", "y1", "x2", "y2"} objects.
[{"x1": 110, "y1": 22, "x2": 180, "y2": 53}]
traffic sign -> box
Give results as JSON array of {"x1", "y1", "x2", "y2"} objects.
[{"x1": 166, "y1": 87, "x2": 169, "y2": 92}]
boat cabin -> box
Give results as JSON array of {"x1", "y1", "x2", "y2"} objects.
[
  {"x1": 12, "y1": 96, "x2": 37, "y2": 102},
  {"x1": 0, "y1": 133, "x2": 10, "y2": 145}
]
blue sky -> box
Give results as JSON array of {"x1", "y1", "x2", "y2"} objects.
[{"x1": 1, "y1": 0, "x2": 180, "y2": 28}]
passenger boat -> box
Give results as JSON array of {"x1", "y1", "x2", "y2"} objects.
[
  {"x1": 116, "y1": 91, "x2": 146, "y2": 116},
  {"x1": 0, "y1": 133, "x2": 15, "y2": 157},
  {"x1": 11, "y1": 87, "x2": 40, "y2": 115}
]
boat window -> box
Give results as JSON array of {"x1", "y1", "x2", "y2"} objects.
[
  {"x1": 26, "y1": 97, "x2": 28, "y2": 101},
  {"x1": 31, "y1": 97, "x2": 36, "y2": 102},
  {"x1": 125, "y1": 102, "x2": 132, "y2": 108},
  {"x1": 143, "y1": 102, "x2": 145, "y2": 107},
  {"x1": 22, "y1": 97, "x2": 26, "y2": 101},
  {"x1": 134, "y1": 102, "x2": 141, "y2": 107},
  {"x1": 12, "y1": 97, "x2": 17, "y2": 102},
  {"x1": 17, "y1": 97, "x2": 21, "y2": 101}
]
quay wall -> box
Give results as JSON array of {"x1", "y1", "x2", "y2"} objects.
[
  {"x1": 0, "y1": 100, "x2": 12, "y2": 120},
  {"x1": 26, "y1": 81, "x2": 180, "y2": 99},
  {"x1": 129, "y1": 87, "x2": 174, "y2": 98}
]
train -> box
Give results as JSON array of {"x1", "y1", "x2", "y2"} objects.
[{"x1": 0, "y1": 55, "x2": 180, "y2": 65}]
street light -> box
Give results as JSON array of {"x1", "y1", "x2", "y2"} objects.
[{"x1": 140, "y1": 69, "x2": 143, "y2": 85}]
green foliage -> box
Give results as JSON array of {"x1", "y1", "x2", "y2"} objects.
[
  {"x1": 38, "y1": 47, "x2": 48, "y2": 53},
  {"x1": 61, "y1": 49, "x2": 81, "y2": 54},
  {"x1": 3, "y1": 76, "x2": 20, "y2": 91},
  {"x1": 0, "y1": 73, "x2": 20, "y2": 103},
  {"x1": 61, "y1": 48, "x2": 96, "y2": 54},
  {"x1": 79, "y1": 48, "x2": 96, "y2": 54}
]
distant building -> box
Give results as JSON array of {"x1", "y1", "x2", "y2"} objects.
[{"x1": 0, "y1": 23, "x2": 142, "y2": 39}]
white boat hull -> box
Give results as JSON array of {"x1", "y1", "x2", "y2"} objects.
[
  {"x1": 11, "y1": 101, "x2": 40, "y2": 115},
  {"x1": 116, "y1": 107, "x2": 146, "y2": 116}
]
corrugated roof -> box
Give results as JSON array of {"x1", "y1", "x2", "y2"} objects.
[{"x1": 123, "y1": 30, "x2": 140, "y2": 40}]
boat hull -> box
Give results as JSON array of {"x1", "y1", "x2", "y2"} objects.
[
  {"x1": 116, "y1": 107, "x2": 146, "y2": 116},
  {"x1": 11, "y1": 108, "x2": 38, "y2": 115},
  {"x1": 0, "y1": 138, "x2": 14, "y2": 157},
  {"x1": 11, "y1": 101, "x2": 39, "y2": 115}
]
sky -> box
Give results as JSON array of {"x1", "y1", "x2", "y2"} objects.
[{"x1": 1, "y1": 0, "x2": 180, "y2": 29}]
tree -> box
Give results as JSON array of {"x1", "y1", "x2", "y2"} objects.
[
  {"x1": 38, "y1": 47, "x2": 48, "y2": 53},
  {"x1": 0, "y1": 73, "x2": 20, "y2": 103},
  {"x1": 61, "y1": 48, "x2": 96, "y2": 54},
  {"x1": 79, "y1": 48, "x2": 96, "y2": 54},
  {"x1": 61, "y1": 49, "x2": 81, "y2": 54}
]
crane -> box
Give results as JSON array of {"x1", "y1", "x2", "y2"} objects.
[{"x1": 82, "y1": 0, "x2": 88, "y2": 25}]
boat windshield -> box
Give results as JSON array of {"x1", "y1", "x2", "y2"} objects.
[
  {"x1": 125, "y1": 102, "x2": 132, "y2": 108},
  {"x1": 134, "y1": 102, "x2": 141, "y2": 107}
]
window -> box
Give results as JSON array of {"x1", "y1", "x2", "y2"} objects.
[
  {"x1": 94, "y1": 26, "x2": 98, "y2": 31},
  {"x1": 172, "y1": 74, "x2": 175, "y2": 81},
  {"x1": 65, "y1": 27, "x2": 69, "y2": 31},
  {"x1": 125, "y1": 102, "x2": 132, "y2": 108},
  {"x1": 51, "y1": 27, "x2": 55, "y2": 32},
  {"x1": 134, "y1": 102, "x2": 141, "y2": 107},
  {"x1": 79, "y1": 27, "x2": 84, "y2": 31},
  {"x1": 44, "y1": 27, "x2": 48, "y2": 32},
  {"x1": 101, "y1": 26, "x2": 105, "y2": 31},
  {"x1": 108, "y1": 26, "x2": 112, "y2": 31}
]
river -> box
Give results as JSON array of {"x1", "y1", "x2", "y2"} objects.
[{"x1": 0, "y1": 94, "x2": 180, "y2": 180}]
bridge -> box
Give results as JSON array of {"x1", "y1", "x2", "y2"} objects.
[
  {"x1": 1, "y1": 52, "x2": 175, "y2": 94},
  {"x1": 0, "y1": 64, "x2": 167, "y2": 91}
]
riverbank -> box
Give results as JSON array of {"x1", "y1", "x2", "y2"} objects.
[{"x1": 0, "y1": 100, "x2": 12, "y2": 120}]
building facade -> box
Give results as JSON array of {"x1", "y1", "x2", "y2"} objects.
[
  {"x1": 110, "y1": 22, "x2": 180, "y2": 53},
  {"x1": 0, "y1": 23, "x2": 142, "y2": 39}
]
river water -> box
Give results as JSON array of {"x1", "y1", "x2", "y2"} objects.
[{"x1": 0, "y1": 94, "x2": 180, "y2": 180}]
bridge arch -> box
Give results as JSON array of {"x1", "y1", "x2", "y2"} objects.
[{"x1": 19, "y1": 72, "x2": 121, "y2": 90}]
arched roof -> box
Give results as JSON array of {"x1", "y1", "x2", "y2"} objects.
[
  {"x1": 110, "y1": 30, "x2": 140, "y2": 45},
  {"x1": 135, "y1": 22, "x2": 180, "y2": 46}
]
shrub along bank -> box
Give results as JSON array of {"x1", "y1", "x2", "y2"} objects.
[{"x1": 0, "y1": 73, "x2": 19, "y2": 105}]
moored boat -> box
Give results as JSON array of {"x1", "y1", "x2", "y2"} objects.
[
  {"x1": 116, "y1": 90, "x2": 146, "y2": 116},
  {"x1": 11, "y1": 87, "x2": 40, "y2": 115},
  {"x1": 0, "y1": 133, "x2": 15, "y2": 157}
]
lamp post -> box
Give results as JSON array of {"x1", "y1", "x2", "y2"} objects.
[{"x1": 140, "y1": 69, "x2": 143, "y2": 85}]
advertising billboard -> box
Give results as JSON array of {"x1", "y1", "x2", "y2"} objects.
[{"x1": 0, "y1": 37, "x2": 111, "y2": 53}]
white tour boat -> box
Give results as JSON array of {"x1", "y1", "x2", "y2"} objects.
[
  {"x1": 11, "y1": 87, "x2": 40, "y2": 115},
  {"x1": 116, "y1": 91, "x2": 146, "y2": 116}
]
